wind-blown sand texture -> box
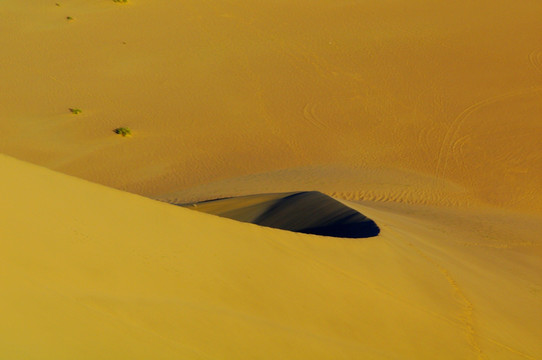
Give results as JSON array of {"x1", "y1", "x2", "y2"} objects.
[{"x1": 1, "y1": 0, "x2": 541, "y2": 359}]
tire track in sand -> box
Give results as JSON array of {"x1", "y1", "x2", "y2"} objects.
[
  {"x1": 528, "y1": 50, "x2": 542, "y2": 73},
  {"x1": 434, "y1": 86, "x2": 542, "y2": 181},
  {"x1": 388, "y1": 224, "x2": 488, "y2": 359},
  {"x1": 451, "y1": 134, "x2": 472, "y2": 160},
  {"x1": 391, "y1": 226, "x2": 537, "y2": 360},
  {"x1": 408, "y1": 242, "x2": 487, "y2": 359},
  {"x1": 302, "y1": 103, "x2": 328, "y2": 130}
]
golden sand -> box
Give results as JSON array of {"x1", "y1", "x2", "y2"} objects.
[
  {"x1": 182, "y1": 191, "x2": 380, "y2": 238},
  {"x1": 1, "y1": 0, "x2": 541, "y2": 358}
]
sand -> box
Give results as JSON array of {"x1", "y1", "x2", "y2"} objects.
[
  {"x1": 1, "y1": 0, "x2": 541, "y2": 358},
  {"x1": 182, "y1": 191, "x2": 381, "y2": 238},
  {"x1": 1, "y1": 0, "x2": 541, "y2": 211},
  {"x1": 2, "y1": 154, "x2": 541, "y2": 359}
]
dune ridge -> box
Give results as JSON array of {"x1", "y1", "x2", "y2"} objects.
[
  {"x1": 182, "y1": 191, "x2": 380, "y2": 238},
  {"x1": 1, "y1": 154, "x2": 541, "y2": 359}
]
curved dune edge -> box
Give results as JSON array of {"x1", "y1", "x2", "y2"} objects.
[
  {"x1": 1, "y1": 154, "x2": 541, "y2": 359},
  {"x1": 181, "y1": 191, "x2": 380, "y2": 238}
]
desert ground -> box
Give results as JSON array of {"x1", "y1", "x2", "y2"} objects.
[{"x1": 1, "y1": 0, "x2": 541, "y2": 359}]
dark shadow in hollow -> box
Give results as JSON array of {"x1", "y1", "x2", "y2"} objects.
[{"x1": 180, "y1": 191, "x2": 380, "y2": 239}]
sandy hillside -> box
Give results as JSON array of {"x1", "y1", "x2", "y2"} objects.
[
  {"x1": 1, "y1": 0, "x2": 541, "y2": 359},
  {"x1": 1, "y1": 154, "x2": 541, "y2": 359}
]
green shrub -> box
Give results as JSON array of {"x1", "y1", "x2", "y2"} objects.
[
  {"x1": 114, "y1": 127, "x2": 132, "y2": 137},
  {"x1": 66, "y1": 16, "x2": 74, "y2": 21},
  {"x1": 113, "y1": 0, "x2": 128, "y2": 3},
  {"x1": 69, "y1": 108, "x2": 82, "y2": 114}
]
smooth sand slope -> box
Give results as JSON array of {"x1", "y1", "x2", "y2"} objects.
[
  {"x1": 1, "y1": 0, "x2": 541, "y2": 212},
  {"x1": 1, "y1": 155, "x2": 541, "y2": 359}
]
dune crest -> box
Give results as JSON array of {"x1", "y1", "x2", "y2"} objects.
[
  {"x1": 1, "y1": 154, "x2": 541, "y2": 359},
  {"x1": 183, "y1": 191, "x2": 380, "y2": 238}
]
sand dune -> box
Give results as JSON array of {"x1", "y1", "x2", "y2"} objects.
[
  {"x1": 182, "y1": 191, "x2": 380, "y2": 238},
  {"x1": 2, "y1": 154, "x2": 541, "y2": 359},
  {"x1": 1, "y1": 0, "x2": 541, "y2": 358},
  {"x1": 0, "y1": 156, "x2": 542, "y2": 359}
]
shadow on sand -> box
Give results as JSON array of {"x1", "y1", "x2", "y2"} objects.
[{"x1": 180, "y1": 191, "x2": 380, "y2": 239}]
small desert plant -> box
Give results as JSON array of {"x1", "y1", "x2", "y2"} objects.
[
  {"x1": 66, "y1": 16, "x2": 74, "y2": 21},
  {"x1": 69, "y1": 108, "x2": 82, "y2": 114},
  {"x1": 114, "y1": 127, "x2": 132, "y2": 137},
  {"x1": 113, "y1": 0, "x2": 128, "y2": 3}
]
